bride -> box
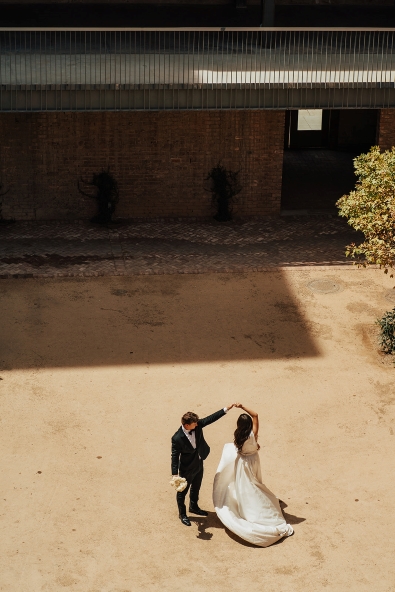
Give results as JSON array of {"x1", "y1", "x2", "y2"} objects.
[{"x1": 213, "y1": 403, "x2": 294, "y2": 547}]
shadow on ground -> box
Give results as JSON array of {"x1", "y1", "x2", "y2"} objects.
[
  {"x1": 190, "y1": 507, "x2": 306, "y2": 546},
  {"x1": 0, "y1": 272, "x2": 319, "y2": 369}
]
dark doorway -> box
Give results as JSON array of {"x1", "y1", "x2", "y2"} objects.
[
  {"x1": 284, "y1": 109, "x2": 378, "y2": 151},
  {"x1": 281, "y1": 109, "x2": 379, "y2": 213},
  {"x1": 285, "y1": 109, "x2": 327, "y2": 149}
]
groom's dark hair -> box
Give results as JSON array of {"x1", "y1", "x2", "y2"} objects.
[{"x1": 182, "y1": 411, "x2": 199, "y2": 425}]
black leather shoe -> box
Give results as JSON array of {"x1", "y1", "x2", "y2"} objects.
[
  {"x1": 179, "y1": 514, "x2": 191, "y2": 526},
  {"x1": 189, "y1": 505, "x2": 208, "y2": 517}
]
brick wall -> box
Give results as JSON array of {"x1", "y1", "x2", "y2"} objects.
[
  {"x1": 0, "y1": 110, "x2": 285, "y2": 221},
  {"x1": 377, "y1": 109, "x2": 395, "y2": 151}
]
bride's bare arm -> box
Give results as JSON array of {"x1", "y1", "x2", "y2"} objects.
[{"x1": 235, "y1": 403, "x2": 259, "y2": 439}]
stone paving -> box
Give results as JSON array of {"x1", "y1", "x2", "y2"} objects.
[{"x1": 0, "y1": 216, "x2": 362, "y2": 278}]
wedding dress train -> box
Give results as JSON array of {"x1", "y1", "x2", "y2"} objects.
[{"x1": 213, "y1": 433, "x2": 293, "y2": 547}]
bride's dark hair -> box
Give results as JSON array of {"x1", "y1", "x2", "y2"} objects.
[{"x1": 234, "y1": 413, "x2": 253, "y2": 451}]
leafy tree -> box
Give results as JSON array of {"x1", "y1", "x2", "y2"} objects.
[{"x1": 337, "y1": 146, "x2": 395, "y2": 276}]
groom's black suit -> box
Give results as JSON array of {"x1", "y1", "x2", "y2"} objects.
[{"x1": 171, "y1": 408, "x2": 226, "y2": 516}]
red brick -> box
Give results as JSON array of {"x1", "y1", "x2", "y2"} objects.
[
  {"x1": 377, "y1": 109, "x2": 395, "y2": 151},
  {"x1": 0, "y1": 111, "x2": 285, "y2": 220}
]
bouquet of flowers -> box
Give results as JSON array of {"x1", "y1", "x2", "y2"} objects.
[{"x1": 169, "y1": 475, "x2": 188, "y2": 492}]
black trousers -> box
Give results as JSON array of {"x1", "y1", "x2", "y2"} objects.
[{"x1": 176, "y1": 462, "x2": 204, "y2": 516}]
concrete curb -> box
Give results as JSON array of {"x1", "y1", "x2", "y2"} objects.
[{"x1": 0, "y1": 262, "x2": 368, "y2": 279}]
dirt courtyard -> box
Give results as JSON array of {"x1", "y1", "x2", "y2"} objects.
[{"x1": 1, "y1": 268, "x2": 395, "y2": 592}]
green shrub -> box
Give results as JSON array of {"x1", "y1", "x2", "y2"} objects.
[
  {"x1": 205, "y1": 164, "x2": 242, "y2": 222},
  {"x1": 377, "y1": 308, "x2": 395, "y2": 355},
  {"x1": 78, "y1": 169, "x2": 119, "y2": 224}
]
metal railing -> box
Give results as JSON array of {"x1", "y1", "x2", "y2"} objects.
[{"x1": 1, "y1": 28, "x2": 395, "y2": 111}]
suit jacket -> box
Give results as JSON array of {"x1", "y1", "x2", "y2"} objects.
[{"x1": 171, "y1": 408, "x2": 226, "y2": 478}]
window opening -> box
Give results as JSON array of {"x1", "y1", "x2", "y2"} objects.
[{"x1": 297, "y1": 110, "x2": 323, "y2": 131}]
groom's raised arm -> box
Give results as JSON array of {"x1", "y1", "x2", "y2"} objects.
[{"x1": 198, "y1": 407, "x2": 229, "y2": 428}]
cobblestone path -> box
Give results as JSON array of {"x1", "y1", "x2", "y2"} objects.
[{"x1": 0, "y1": 217, "x2": 362, "y2": 278}]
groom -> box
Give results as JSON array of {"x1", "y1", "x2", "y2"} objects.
[{"x1": 171, "y1": 404, "x2": 234, "y2": 526}]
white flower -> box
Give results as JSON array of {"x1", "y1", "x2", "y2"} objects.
[{"x1": 170, "y1": 475, "x2": 188, "y2": 492}]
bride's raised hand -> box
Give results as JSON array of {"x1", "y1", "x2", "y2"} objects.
[{"x1": 235, "y1": 402, "x2": 243, "y2": 408}]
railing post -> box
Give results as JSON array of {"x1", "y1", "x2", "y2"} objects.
[{"x1": 0, "y1": 27, "x2": 395, "y2": 112}]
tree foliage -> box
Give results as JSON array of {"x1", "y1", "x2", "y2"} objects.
[{"x1": 337, "y1": 146, "x2": 395, "y2": 276}]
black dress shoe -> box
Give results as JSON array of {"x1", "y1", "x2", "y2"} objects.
[
  {"x1": 189, "y1": 505, "x2": 208, "y2": 517},
  {"x1": 179, "y1": 514, "x2": 191, "y2": 526}
]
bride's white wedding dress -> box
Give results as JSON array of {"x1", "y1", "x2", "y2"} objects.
[{"x1": 213, "y1": 432, "x2": 294, "y2": 547}]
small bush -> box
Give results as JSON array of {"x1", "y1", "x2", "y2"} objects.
[
  {"x1": 0, "y1": 181, "x2": 14, "y2": 224},
  {"x1": 377, "y1": 308, "x2": 395, "y2": 355},
  {"x1": 205, "y1": 164, "x2": 242, "y2": 222},
  {"x1": 78, "y1": 169, "x2": 119, "y2": 224}
]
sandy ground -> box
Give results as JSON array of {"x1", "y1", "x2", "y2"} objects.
[{"x1": 1, "y1": 268, "x2": 395, "y2": 592}]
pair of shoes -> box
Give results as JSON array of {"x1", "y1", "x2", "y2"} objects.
[
  {"x1": 179, "y1": 514, "x2": 191, "y2": 526},
  {"x1": 189, "y1": 505, "x2": 208, "y2": 517}
]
